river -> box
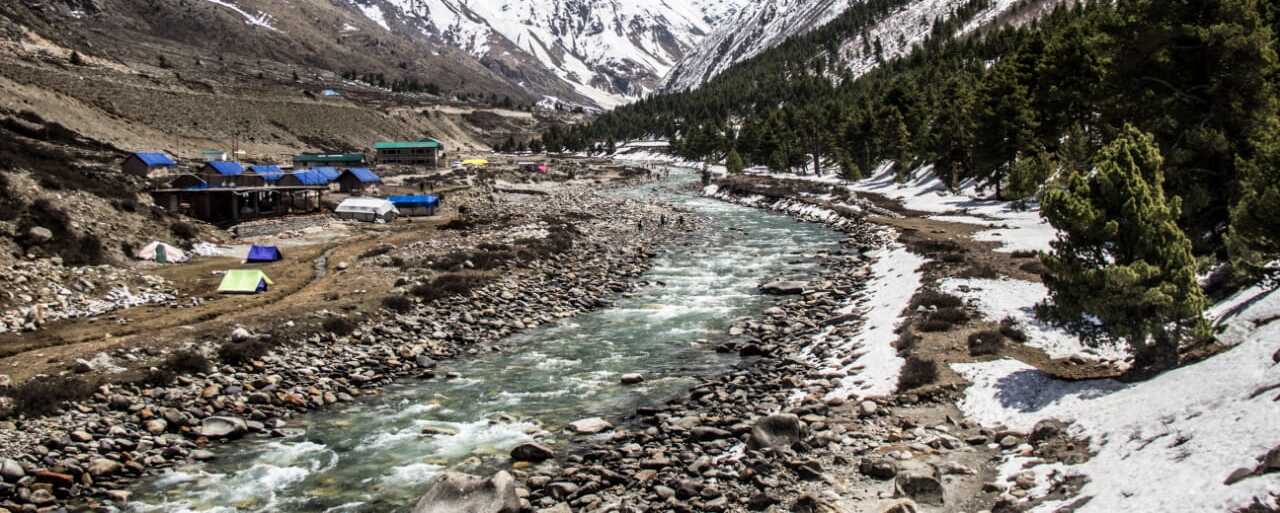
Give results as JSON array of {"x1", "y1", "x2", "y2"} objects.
[{"x1": 126, "y1": 174, "x2": 845, "y2": 513}]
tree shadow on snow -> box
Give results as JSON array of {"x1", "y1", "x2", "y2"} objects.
[{"x1": 993, "y1": 368, "x2": 1126, "y2": 414}]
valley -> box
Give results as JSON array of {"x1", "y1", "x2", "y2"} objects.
[{"x1": 0, "y1": 0, "x2": 1276, "y2": 513}]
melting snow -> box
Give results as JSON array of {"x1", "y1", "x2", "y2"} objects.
[
  {"x1": 952, "y1": 284, "x2": 1280, "y2": 512},
  {"x1": 200, "y1": 0, "x2": 279, "y2": 31}
]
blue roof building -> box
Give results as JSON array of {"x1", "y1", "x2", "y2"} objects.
[
  {"x1": 337, "y1": 167, "x2": 382, "y2": 193},
  {"x1": 123, "y1": 151, "x2": 177, "y2": 177}
]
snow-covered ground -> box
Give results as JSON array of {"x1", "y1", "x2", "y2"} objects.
[
  {"x1": 824, "y1": 246, "x2": 926, "y2": 400},
  {"x1": 940, "y1": 277, "x2": 1130, "y2": 362},
  {"x1": 849, "y1": 165, "x2": 1056, "y2": 253},
  {"x1": 201, "y1": 0, "x2": 278, "y2": 31},
  {"x1": 953, "y1": 284, "x2": 1280, "y2": 512}
]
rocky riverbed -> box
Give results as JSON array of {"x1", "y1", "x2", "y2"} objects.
[
  {"x1": 0, "y1": 182, "x2": 693, "y2": 511},
  {"x1": 457, "y1": 176, "x2": 1085, "y2": 513}
]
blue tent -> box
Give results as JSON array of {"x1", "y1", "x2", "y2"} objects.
[
  {"x1": 245, "y1": 245, "x2": 283, "y2": 263},
  {"x1": 388, "y1": 195, "x2": 440, "y2": 208}
]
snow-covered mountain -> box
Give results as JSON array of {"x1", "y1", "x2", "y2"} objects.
[
  {"x1": 663, "y1": 0, "x2": 850, "y2": 92},
  {"x1": 352, "y1": 0, "x2": 748, "y2": 108},
  {"x1": 664, "y1": 0, "x2": 1032, "y2": 92}
]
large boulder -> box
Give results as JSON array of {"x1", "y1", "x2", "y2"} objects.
[
  {"x1": 759, "y1": 281, "x2": 807, "y2": 295},
  {"x1": 893, "y1": 461, "x2": 944, "y2": 506},
  {"x1": 198, "y1": 416, "x2": 248, "y2": 439},
  {"x1": 748, "y1": 414, "x2": 805, "y2": 452},
  {"x1": 412, "y1": 471, "x2": 520, "y2": 513},
  {"x1": 510, "y1": 442, "x2": 555, "y2": 463}
]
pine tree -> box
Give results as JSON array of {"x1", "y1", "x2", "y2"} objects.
[
  {"x1": 1005, "y1": 149, "x2": 1054, "y2": 207},
  {"x1": 726, "y1": 148, "x2": 746, "y2": 174},
  {"x1": 1039, "y1": 126, "x2": 1208, "y2": 374},
  {"x1": 1226, "y1": 115, "x2": 1280, "y2": 282}
]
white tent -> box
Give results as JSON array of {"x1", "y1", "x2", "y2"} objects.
[
  {"x1": 136, "y1": 241, "x2": 188, "y2": 263},
  {"x1": 334, "y1": 197, "x2": 399, "y2": 223}
]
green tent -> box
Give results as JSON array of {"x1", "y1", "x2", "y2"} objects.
[{"x1": 217, "y1": 270, "x2": 274, "y2": 294}]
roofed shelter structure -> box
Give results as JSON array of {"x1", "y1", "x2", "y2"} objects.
[
  {"x1": 338, "y1": 168, "x2": 382, "y2": 194},
  {"x1": 388, "y1": 195, "x2": 439, "y2": 217},
  {"x1": 335, "y1": 197, "x2": 398, "y2": 223},
  {"x1": 376, "y1": 139, "x2": 444, "y2": 168},
  {"x1": 123, "y1": 152, "x2": 178, "y2": 178}
]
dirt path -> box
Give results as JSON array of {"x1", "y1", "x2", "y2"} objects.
[{"x1": 0, "y1": 216, "x2": 451, "y2": 383}]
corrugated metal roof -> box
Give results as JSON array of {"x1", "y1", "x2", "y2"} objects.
[
  {"x1": 375, "y1": 139, "x2": 442, "y2": 150},
  {"x1": 345, "y1": 168, "x2": 381, "y2": 183},
  {"x1": 131, "y1": 152, "x2": 177, "y2": 167},
  {"x1": 250, "y1": 165, "x2": 284, "y2": 182},
  {"x1": 205, "y1": 161, "x2": 244, "y2": 176}
]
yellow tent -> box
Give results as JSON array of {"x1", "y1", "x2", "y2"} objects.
[{"x1": 462, "y1": 159, "x2": 488, "y2": 167}]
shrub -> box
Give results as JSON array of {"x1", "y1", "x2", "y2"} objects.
[
  {"x1": 410, "y1": 273, "x2": 491, "y2": 303},
  {"x1": 218, "y1": 339, "x2": 273, "y2": 366},
  {"x1": 911, "y1": 291, "x2": 963, "y2": 310},
  {"x1": 999, "y1": 317, "x2": 1028, "y2": 343},
  {"x1": 322, "y1": 317, "x2": 357, "y2": 336},
  {"x1": 894, "y1": 326, "x2": 919, "y2": 353},
  {"x1": 440, "y1": 218, "x2": 474, "y2": 231},
  {"x1": 1011, "y1": 250, "x2": 1039, "y2": 259},
  {"x1": 1020, "y1": 260, "x2": 1048, "y2": 275},
  {"x1": 64, "y1": 234, "x2": 106, "y2": 266},
  {"x1": 930, "y1": 307, "x2": 970, "y2": 324},
  {"x1": 359, "y1": 244, "x2": 394, "y2": 260},
  {"x1": 382, "y1": 295, "x2": 413, "y2": 313},
  {"x1": 164, "y1": 349, "x2": 211, "y2": 375},
  {"x1": 968, "y1": 330, "x2": 1006, "y2": 356},
  {"x1": 917, "y1": 318, "x2": 956, "y2": 332},
  {"x1": 3, "y1": 376, "x2": 95, "y2": 418},
  {"x1": 170, "y1": 221, "x2": 198, "y2": 240},
  {"x1": 112, "y1": 198, "x2": 139, "y2": 213},
  {"x1": 897, "y1": 357, "x2": 939, "y2": 392}
]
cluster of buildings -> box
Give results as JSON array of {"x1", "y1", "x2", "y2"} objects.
[{"x1": 126, "y1": 138, "x2": 447, "y2": 225}]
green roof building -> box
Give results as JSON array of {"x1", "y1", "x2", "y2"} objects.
[
  {"x1": 375, "y1": 138, "x2": 445, "y2": 168},
  {"x1": 293, "y1": 152, "x2": 367, "y2": 169}
]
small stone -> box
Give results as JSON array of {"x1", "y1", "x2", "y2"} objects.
[
  {"x1": 620, "y1": 373, "x2": 644, "y2": 385},
  {"x1": 859, "y1": 400, "x2": 878, "y2": 417},
  {"x1": 568, "y1": 418, "x2": 612, "y2": 434}
]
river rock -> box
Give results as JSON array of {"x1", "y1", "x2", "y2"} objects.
[
  {"x1": 859, "y1": 457, "x2": 899, "y2": 480},
  {"x1": 27, "y1": 227, "x2": 54, "y2": 244},
  {"x1": 230, "y1": 327, "x2": 253, "y2": 342},
  {"x1": 748, "y1": 414, "x2": 804, "y2": 451},
  {"x1": 510, "y1": 442, "x2": 555, "y2": 463},
  {"x1": 198, "y1": 416, "x2": 248, "y2": 439},
  {"x1": 412, "y1": 471, "x2": 520, "y2": 513},
  {"x1": 620, "y1": 373, "x2": 644, "y2": 385},
  {"x1": 568, "y1": 418, "x2": 612, "y2": 434},
  {"x1": 894, "y1": 461, "x2": 944, "y2": 506},
  {"x1": 759, "y1": 281, "x2": 806, "y2": 295},
  {"x1": 87, "y1": 458, "x2": 123, "y2": 477},
  {"x1": 0, "y1": 458, "x2": 24, "y2": 480}
]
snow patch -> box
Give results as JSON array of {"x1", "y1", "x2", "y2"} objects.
[{"x1": 952, "y1": 285, "x2": 1280, "y2": 512}]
